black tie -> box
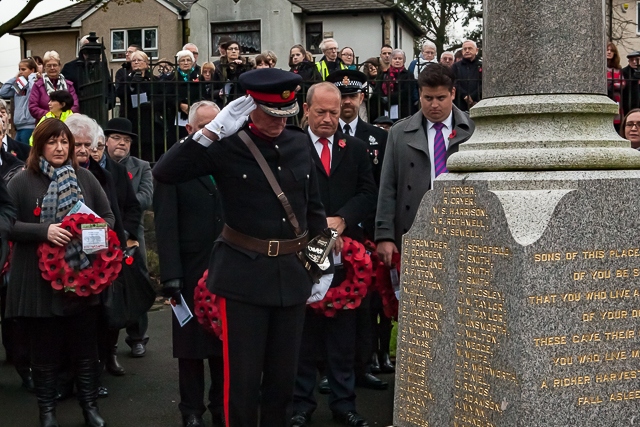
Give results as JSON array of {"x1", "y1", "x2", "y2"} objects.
[{"x1": 343, "y1": 123, "x2": 351, "y2": 136}]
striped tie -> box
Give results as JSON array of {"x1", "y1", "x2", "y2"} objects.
[{"x1": 432, "y1": 122, "x2": 448, "y2": 177}]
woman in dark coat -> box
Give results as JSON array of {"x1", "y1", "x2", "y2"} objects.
[
  {"x1": 6, "y1": 119, "x2": 115, "y2": 427},
  {"x1": 164, "y1": 50, "x2": 202, "y2": 144},
  {"x1": 115, "y1": 50, "x2": 163, "y2": 162},
  {"x1": 212, "y1": 41, "x2": 253, "y2": 108},
  {"x1": 288, "y1": 44, "x2": 322, "y2": 126},
  {"x1": 380, "y1": 49, "x2": 417, "y2": 120}
]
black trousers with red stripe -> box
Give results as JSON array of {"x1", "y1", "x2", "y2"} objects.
[{"x1": 219, "y1": 297, "x2": 306, "y2": 427}]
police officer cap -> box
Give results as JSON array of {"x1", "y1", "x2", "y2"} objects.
[
  {"x1": 326, "y1": 69, "x2": 368, "y2": 94},
  {"x1": 628, "y1": 51, "x2": 640, "y2": 58},
  {"x1": 239, "y1": 68, "x2": 303, "y2": 118}
]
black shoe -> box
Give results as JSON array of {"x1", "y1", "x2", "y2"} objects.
[
  {"x1": 379, "y1": 352, "x2": 395, "y2": 373},
  {"x1": 332, "y1": 411, "x2": 369, "y2": 426},
  {"x1": 356, "y1": 373, "x2": 388, "y2": 390},
  {"x1": 289, "y1": 411, "x2": 311, "y2": 427},
  {"x1": 106, "y1": 346, "x2": 125, "y2": 376},
  {"x1": 183, "y1": 414, "x2": 205, "y2": 427},
  {"x1": 369, "y1": 353, "x2": 381, "y2": 374},
  {"x1": 97, "y1": 386, "x2": 108, "y2": 398},
  {"x1": 317, "y1": 376, "x2": 330, "y2": 394},
  {"x1": 130, "y1": 343, "x2": 146, "y2": 358},
  {"x1": 211, "y1": 412, "x2": 226, "y2": 427}
]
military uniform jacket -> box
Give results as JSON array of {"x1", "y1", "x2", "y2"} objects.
[
  {"x1": 308, "y1": 131, "x2": 377, "y2": 243},
  {"x1": 152, "y1": 124, "x2": 328, "y2": 307},
  {"x1": 375, "y1": 106, "x2": 475, "y2": 245},
  {"x1": 353, "y1": 120, "x2": 388, "y2": 187}
]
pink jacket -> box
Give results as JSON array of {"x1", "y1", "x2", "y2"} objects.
[{"x1": 28, "y1": 77, "x2": 80, "y2": 122}]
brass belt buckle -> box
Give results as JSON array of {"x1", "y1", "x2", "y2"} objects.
[{"x1": 267, "y1": 240, "x2": 280, "y2": 256}]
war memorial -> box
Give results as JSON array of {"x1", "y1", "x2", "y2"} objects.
[{"x1": 393, "y1": 0, "x2": 640, "y2": 425}]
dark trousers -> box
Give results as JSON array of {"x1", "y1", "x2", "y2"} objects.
[
  {"x1": 125, "y1": 312, "x2": 149, "y2": 347},
  {"x1": 354, "y1": 293, "x2": 373, "y2": 376},
  {"x1": 293, "y1": 307, "x2": 357, "y2": 415},
  {"x1": 25, "y1": 307, "x2": 99, "y2": 368},
  {"x1": 178, "y1": 357, "x2": 224, "y2": 417},
  {"x1": 219, "y1": 297, "x2": 306, "y2": 427},
  {"x1": 1, "y1": 285, "x2": 31, "y2": 371},
  {"x1": 370, "y1": 292, "x2": 392, "y2": 354}
]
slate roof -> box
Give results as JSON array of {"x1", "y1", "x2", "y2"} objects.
[
  {"x1": 289, "y1": 0, "x2": 396, "y2": 13},
  {"x1": 12, "y1": 1, "x2": 97, "y2": 32},
  {"x1": 11, "y1": 0, "x2": 197, "y2": 33}
]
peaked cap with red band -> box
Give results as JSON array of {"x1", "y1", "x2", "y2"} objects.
[{"x1": 239, "y1": 68, "x2": 302, "y2": 118}]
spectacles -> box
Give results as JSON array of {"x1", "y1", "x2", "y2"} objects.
[
  {"x1": 179, "y1": 58, "x2": 193, "y2": 63},
  {"x1": 45, "y1": 64, "x2": 59, "y2": 69},
  {"x1": 131, "y1": 59, "x2": 146, "y2": 63},
  {"x1": 92, "y1": 144, "x2": 106, "y2": 151},
  {"x1": 109, "y1": 135, "x2": 132, "y2": 144},
  {"x1": 341, "y1": 53, "x2": 353, "y2": 57},
  {"x1": 227, "y1": 47, "x2": 240, "y2": 51},
  {"x1": 75, "y1": 142, "x2": 92, "y2": 149},
  {"x1": 625, "y1": 121, "x2": 640, "y2": 129}
]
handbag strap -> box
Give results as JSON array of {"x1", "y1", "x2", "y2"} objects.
[{"x1": 237, "y1": 130, "x2": 303, "y2": 236}]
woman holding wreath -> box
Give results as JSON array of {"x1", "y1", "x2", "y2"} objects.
[{"x1": 5, "y1": 118, "x2": 115, "y2": 427}]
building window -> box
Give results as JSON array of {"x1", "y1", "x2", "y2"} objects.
[
  {"x1": 637, "y1": 1, "x2": 640, "y2": 34},
  {"x1": 111, "y1": 28, "x2": 158, "y2": 61},
  {"x1": 211, "y1": 21, "x2": 261, "y2": 56},
  {"x1": 306, "y1": 23, "x2": 323, "y2": 54}
]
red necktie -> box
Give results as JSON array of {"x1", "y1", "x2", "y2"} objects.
[{"x1": 319, "y1": 137, "x2": 331, "y2": 175}]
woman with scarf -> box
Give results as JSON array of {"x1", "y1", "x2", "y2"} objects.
[
  {"x1": 5, "y1": 119, "x2": 114, "y2": 427},
  {"x1": 164, "y1": 50, "x2": 202, "y2": 143},
  {"x1": 380, "y1": 49, "x2": 416, "y2": 120},
  {"x1": 29, "y1": 51, "x2": 80, "y2": 122}
]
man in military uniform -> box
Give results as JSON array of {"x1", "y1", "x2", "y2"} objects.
[{"x1": 153, "y1": 68, "x2": 333, "y2": 427}]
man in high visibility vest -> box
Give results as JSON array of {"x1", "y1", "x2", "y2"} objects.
[{"x1": 316, "y1": 38, "x2": 347, "y2": 81}]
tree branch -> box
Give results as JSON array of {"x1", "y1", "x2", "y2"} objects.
[{"x1": 0, "y1": 0, "x2": 45, "y2": 38}]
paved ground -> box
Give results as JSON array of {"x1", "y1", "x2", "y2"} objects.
[{"x1": 0, "y1": 306, "x2": 395, "y2": 427}]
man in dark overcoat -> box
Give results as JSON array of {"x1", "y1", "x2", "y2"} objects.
[
  {"x1": 290, "y1": 82, "x2": 377, "y2": 427},
  {"x1": 153, "y1": 68, "x2": 333, "y2": 427},
  {"x1": 376, "y1": 64, "x2": 475, "y2": 266},
  {"x1": 154, "y1": 101, "x2": 225, "y2": 427}
]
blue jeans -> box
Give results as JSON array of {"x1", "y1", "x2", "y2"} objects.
[{"x1": 14, "y1": 128, "x2": 34, "y2": 145}]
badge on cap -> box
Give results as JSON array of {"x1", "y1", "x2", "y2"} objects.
[
  {"x1": 281, "y1": 90, "x2": 291, "y2": 99},
  {"x1": 342, "y1": 76, "x2": 350, "y2": 85}
]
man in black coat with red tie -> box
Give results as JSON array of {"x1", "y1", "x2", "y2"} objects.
[
  {"x1": 154, "y1": 100, "x2": 225, "y2": 427},
  {"x1": 290, "y1": 82, "x2": 377, "y2": 427},
  {"x1": 153, "y1": 68, "x2": 333, "y2": 427}
]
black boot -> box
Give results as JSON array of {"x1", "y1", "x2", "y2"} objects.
[
  {"x1": 369, "y1": 352, "x2": 381, "y2": 373},
  {"x1": 76, "y1": 358, "x2": 106, "y2": 427},
  {"x1": 380, "y1": 352, "x2": 395, "y2": 373},
  {"x1": 17, "y1": 366, "x2": 35, "y2": 392},
  {"x1": 105, "y1": 345, "x2": 125, "y2": 376},
  {"x1": 32, "y1": 363, "x2": 61, "y2": 427}
]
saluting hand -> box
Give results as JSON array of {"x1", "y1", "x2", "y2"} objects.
[{"x1": 203, "y1": 95, "x2": 256, "y2": 140}]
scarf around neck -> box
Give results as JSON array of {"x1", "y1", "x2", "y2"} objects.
[
  {"x1": 178, "y1": 68, "x2": 195, "y2": 82},
  {"x1": 43, "y1": 74, "x2": 68, "y2": 96},
  {"x1": 382, "y1": 66, "x2": 405, "y2": 96}
]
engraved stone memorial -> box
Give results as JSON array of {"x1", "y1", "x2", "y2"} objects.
[{"x1": 393, "y1": 0, "x2": 640, "y2": 426}]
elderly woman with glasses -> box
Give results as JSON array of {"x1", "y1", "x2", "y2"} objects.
[
  {"x1": 29, "y1": 51, "x2": 80, "y2": 122},
  {"x1": 164, "y1": 50, "x2": 202, "y2": 142},
  {"x1": 115, "y1": 50, "x2": 162, "y2": 161}
]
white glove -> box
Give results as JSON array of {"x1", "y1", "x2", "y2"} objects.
[
  {"x1": 307, "y1": 274, "x2": 333, "y2": 304},
  {"x1": 204, "y1": 95, "x2": 256, "y2": 139}
]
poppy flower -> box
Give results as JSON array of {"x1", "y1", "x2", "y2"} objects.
[
  {"x1": 128, "y1": 171, "x2": 133, "y2": 180},
  {"x1": 449, "y1": 130, "x2": 457, "y2": 139},
  {"x1": 125, "y1": 256, "x2": 134, "y2": 265},
  {"x1": 338, "y1": 139, "x2": 346, "y2": 148},
  {"x1": 33, "y1": 206, "x2": 41, "y2": 217}
]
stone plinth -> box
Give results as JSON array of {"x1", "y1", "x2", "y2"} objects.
[{"x1": 394, "y1": 172, "x2": 640, "y2": 426}]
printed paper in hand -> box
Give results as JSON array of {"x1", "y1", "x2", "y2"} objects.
[
  {"x1": 390, "y1": 268, "x2": 400, "y2": 300},
  {"x1": 68, "y1": 201, "x2": 100, "y2": 217},
  {"x1": 81, "y1": 223, "x2": 108, "y2": 254},
  {"x1": 171, "y1": 294, "x2": 193, "y2": 327}
]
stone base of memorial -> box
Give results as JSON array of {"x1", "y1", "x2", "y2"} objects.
[{"x1": 394, "y1": 170, "x2": 640, "y2": 426}]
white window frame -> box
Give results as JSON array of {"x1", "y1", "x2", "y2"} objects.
[{"x1": 110, "y1": 28, "x2": 158, "y2": 61}]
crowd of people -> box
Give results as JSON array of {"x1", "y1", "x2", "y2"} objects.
[
  {"x1": 1, "y1": 35, "x2": 483, "y2": 163},
  {"x1": 1, "y1": 33, "x2": 634, "y2": 427}
]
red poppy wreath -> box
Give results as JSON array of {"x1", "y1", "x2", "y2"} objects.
[
  {"x1": 373, "y1": 251, "x2": 401, "y2": 319},
  {"x1": 308, "y1": 236, "x2": 373, "y2": 317},
  {"x1": 193, "y1": 269, "x2": 223, "y2": 339},
  {"x1": 37, "y1": 213, "x2": 123, "y2": 296}
]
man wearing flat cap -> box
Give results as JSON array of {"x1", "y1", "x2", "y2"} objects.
[
  {"x1": 623, "y1": 51, "x2": 640, "y2": 114},
  {"x1": 153, "y1": 68, "x2": 333, "y2": 427}
]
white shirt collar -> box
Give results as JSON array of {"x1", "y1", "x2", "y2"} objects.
[
  {"x1": 427, "y1": 111, "x2": 453, "y2": 132},
  {"x1": 339, "y1": 117, "x2": 359, "y2": 135},
  {"x1": 308, "y1": 128, "x2": 334, "y2": 145}
]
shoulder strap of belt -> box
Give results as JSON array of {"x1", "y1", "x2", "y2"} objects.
[{"x1": 237, "y1": 130, "x2": 303, "y2": 237}]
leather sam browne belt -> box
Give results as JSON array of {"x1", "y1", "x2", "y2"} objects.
[{"x1": 221, "y1": 225, "x2": 309, "y2": 257}]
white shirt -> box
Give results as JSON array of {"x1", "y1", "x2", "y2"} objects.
[
  {"x1": 339, "y1": 117, "x2": 359, "y2": 137},
  {"x1": 0, "y1": 136, "x2": 7, "y2": 166},
  {"x1": 308, "y1": 129, "x2": 334, "y2": 168},
  {"x1": 426, "y1": 111, "x2": 453, "y2": 189}
]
